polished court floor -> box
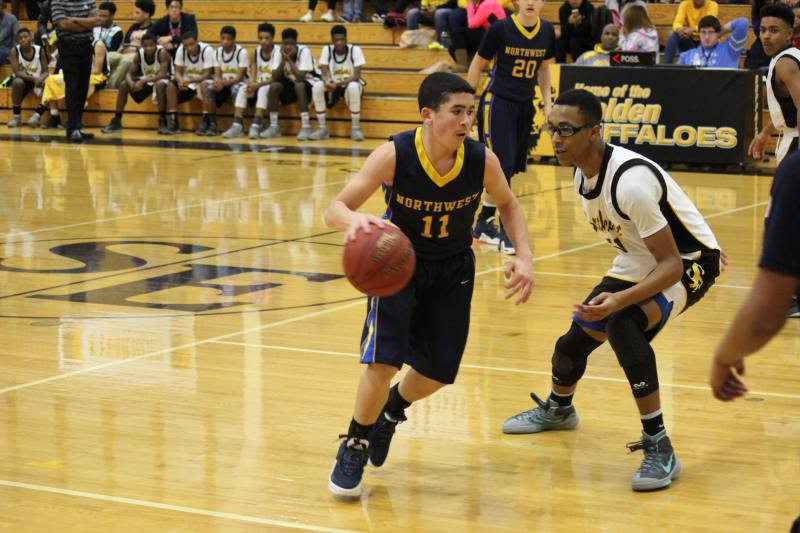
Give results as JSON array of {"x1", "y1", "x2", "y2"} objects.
[{"x1": 0, "y1": 132, "x2": 797, "y2": 532}]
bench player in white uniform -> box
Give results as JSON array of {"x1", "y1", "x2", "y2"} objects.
[
  {"x1": 8, "y1": 28, "x2": 49, "y2": 128},
  {"x1": 163, "y1": 32, "x2": 214, "y2": 135},
  {"x1": 262, "y1": 28, "x2": 321, "y2": 141},
  {"x1": 102, "y1": 33, "x2": 172, "y2": 134},
  {"x1": 309, "y1": 25, "x2": 366, "y2": 141},
  {"x1": 222, "y1": 22, "x2": 281, "y2": 139},
  {"x1": 748, "y1": 4, "x2": 800, "y2": 164},
  {"x1": 503, "y1": 89, "x2": 725, "y2": 493},
  {"x1": 198, "y1": 25, "x2": 248, "y2": 136}
]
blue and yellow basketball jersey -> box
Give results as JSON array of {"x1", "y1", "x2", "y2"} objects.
[
  {"x1": 384, "y1": 128, "x2": 486, "y2": 261},
  {"x1": 477, "y1": 15, "x2": 556, "y2": 102}
]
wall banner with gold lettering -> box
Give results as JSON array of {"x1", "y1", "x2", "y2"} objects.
[{"x1": 531, "y1": 65, "x2": 757, "y2": 164}]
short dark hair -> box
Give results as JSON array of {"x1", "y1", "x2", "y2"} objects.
[
  {"x1": 141, "y1": 32, "x2": 156, "y2": 44},
  {"x1": 331, "y1": 25, "x2": 347, "y2": 38},
  {"x1": 417, "y1": 72, "x2": 475, "y2": 111},
  {"x1": 99, "y1": 1, "x2": 116, "y2": 14},
  {"x1": 760, "y1": 4, "x2": 795, "y2": 28},
  {"x1": 554, "y1": 89, "x2": 603, "y2": 125},
  {"x1": 258, "y1": 22, "x2": 275, "y2": 36},
  {"x1": 282, "y1": 28, "x2": 298, "y2": 41},
  {"x1": 220, "y1": 25, "x2": 236, "y2": 38},
  {"x1": 181, "y1": 31, "x2": 197, "y2": 42},
  {"x1": 698, "y1": 15, "x2": 721, "y2": 32},
  {"x1": 166, "y1": 0, "x2": 182, "y2": 8},
  {"x1": 135, "y1": 0, "x2": 156, "y2": 16},
  {"x1": 16, "y1": 27, "x2": 31, "y2": 36}
]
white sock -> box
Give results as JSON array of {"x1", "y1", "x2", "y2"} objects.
[
  {"x1": 51, "y1": 109, "x2": 60, "y2": 117},
  {"x1": 351, "y1": 113, "x2": 360, "y2": 128},
  {"x1": 270, "y1": 112, "x2": 278, "y2": 126},
  {"x1": 317, "y1": 113, "x2": 326, "y2": 128},
  {"x1": 300, "y1": 112, "x2": 310, "y2": 128}
]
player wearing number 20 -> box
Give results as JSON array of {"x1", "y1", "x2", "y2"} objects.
[
  {"x1": 323, "y1": 73, "x2": 534, "y2": 498},
  {"x1": 468, "y1": 0, "x2": 556, "y2": 254}
]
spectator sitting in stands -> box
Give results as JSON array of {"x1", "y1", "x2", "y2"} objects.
[
  {"x1": 41, "y1": 38, "x2": 109, "y2": 129},
  {"x1": 619, "y1": 5, "x2": 658, "y2": 58},
  {"x1": 0, "y1": 0, "x2": 21, "y2": 65},
  {"x1": 8, "y1": 27, "x2": 48, "y2": 127},
  {"x1": 107, "y1": 0, "x2": 155, "y2": 89},
  {"x1": 34, "y1": 0, "x2": 53, "y2": 59},
  {"x1": 574, "y1": 23, "x2": 620, "y2": 66},
  {"x1": 93, "y1": 2, "x2": 122, "y2": 52},
  {"x1": 300, "y1": 0, "x2": 336, "y2": 22},
  {"x1": 262, "y1": 28, "x2": 321, "y2": 141},
  {"x1": 448, "y1": 0, "x2": 506, "y2": 72},
  {"x1": 677, "y1": 16, "x2": 748, "y2": 67},
  {"x1": 150, "y1": 0, "x2": 198, "y2": 56},
  {"x1": 101, "y1": 33, "x2": 171, "y2": 134},
  {"x1": 197, "y1": 25, "x2": 248, "y2": 136},
  {"x1": 407, "y1": 0, "x2": 457, "y2": 49},
  {"x1": 223, "y1": 22, "x2": 280, "y2": 139},
  {"x1": 664, "y1": 0, "x2": 719, "y2": 64},
  {"x1": 556, "y1": 0, "x2": 595, "y2": 63},
  {"x1": 162, "y1": 31, "x2": 213, "y2": 134},
  {"x1": 11, "y1": 0, "x2": 39, "y2": 20},
  {"x1": 310, "y1": 25, "x2": 366, "y2": 141},
  {"x1": 339, "y1": 0, "x2": 389, "y2": 23}
]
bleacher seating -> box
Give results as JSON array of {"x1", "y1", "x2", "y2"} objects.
[{"x1": 0, "y1": 1, "x2": 761, "y2": 143}]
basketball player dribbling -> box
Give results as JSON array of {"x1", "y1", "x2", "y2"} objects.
[{"x1": 322, "y1": 72, "x2": 534, "y2": 498}]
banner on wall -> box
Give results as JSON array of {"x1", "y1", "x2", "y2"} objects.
[{"x1": 530, "y1": 65, "x2": 758, "y2": 165}]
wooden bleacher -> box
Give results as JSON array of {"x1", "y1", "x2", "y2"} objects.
[{"x1": 0, "y1": 1, "x2": 757, "y2": 140}]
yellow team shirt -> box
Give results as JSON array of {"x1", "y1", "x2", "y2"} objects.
[{"x1": 672, "y1": 0, "x2": 719, "y2": 39}]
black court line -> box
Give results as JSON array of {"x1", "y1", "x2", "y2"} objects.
[
  {"x1": 0, "y1": 133, "x2": 375, "y2": 158},
  {"x1": 0, "y1": 230, "x2": 338, "y2": 302}
]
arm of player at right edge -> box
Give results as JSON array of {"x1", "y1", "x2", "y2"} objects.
[
  {"x1": 323, "y1": 142, "x2": 396, "y2": 243},
  {"x1": 483, "y1": 150, "x2": 535, "y2": 304}
]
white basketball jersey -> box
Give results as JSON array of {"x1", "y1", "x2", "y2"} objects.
[
  {"x1": 575, "y1": 144, "x2": 719, "y2": 281},
  {"x1": 320, "y1": 44, "x2": 366, "y2": 83},
  {"x1": 15, "y1": 44, "x2": 43, "y2": 78},
  {"x1": 766, "y1": 46, "x2": 800, "y2": 162},
  {"x1": 138, "y1": 46, "x2": 170, "y2": 84},
  {"x1": 216, "y1": 44, "x2": 248, "y2": 81},
  {"x1": 255, "y1": 44, "x2": 280, "y2": 82},
  {"x1": 283, "y1": 45, "x2": 319, "y2": 82}
]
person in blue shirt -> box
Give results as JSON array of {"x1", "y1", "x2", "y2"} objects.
[{"x1": 677, "y1": 15, "x2": 748, "y2": 67}]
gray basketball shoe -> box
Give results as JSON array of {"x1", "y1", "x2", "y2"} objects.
[
  {"x1": 502, "y1": 392, "x2": 579, "y2": 434},
  {"x1": 627, "y1": 430, "x2": 682, "y2": 491}
]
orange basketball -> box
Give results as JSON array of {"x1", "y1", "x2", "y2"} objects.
[{"x1": 343, "y1": 225, "x2": 416, "y2": 297}]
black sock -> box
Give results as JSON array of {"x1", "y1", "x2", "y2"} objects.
[
  {"x1": 384, "y1": 384, "x2": 411, "y2": 418},
  {"x1": 549, "y1": 390, "x2": 573, "y2": 407},
  {"x1": 480, "y1": 205, "x2": 496, "y2": 221},
  {"x1": 348, "y1": 418, "x2": 373, "y2": 440},
  {"x1": 12, "y1": 105, "x2": 21, "y2": 115},
  {"x1": 233, "y1": 116, "x2": 243, "y2": 125},
  {"x1": 253, "y1": 115, "x2": 262, "y2": 125},
  {"x1": 113, "y1": 111, "x2": 122, "y2": 121},
  {"x1": 35, "y1": 104, "x2": 47, "y2": 115},
  {"x1": 641, "y1": 410, "x2": 665, "y2": 437},
  {"x1": 158, "y1": 110, "x2": 166, "y2": 120},
  {"x1": 209, "y1": 113, "x2": 217, "y2": 125}
]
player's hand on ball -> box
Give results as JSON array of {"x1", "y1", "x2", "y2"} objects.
[
  {"x1": 344, "y1": 213, "x2": 387, "y2": 243},
  {"x1": 710, "y1": 357, "x2": 748, "y2": 401},
  {"x1": 573, "y1": 291, "x2": 619, "y2": 322},
  {"x1": 503, "y1": 257, "x2": 534, "y2": 305}
]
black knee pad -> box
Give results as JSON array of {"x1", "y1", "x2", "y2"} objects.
[
  {"x1": 551, "y1": 322, "x2": 603, "y2": 387},
  {"x1": 606, "y1": 306, "x2": 659, "y2": 397}
]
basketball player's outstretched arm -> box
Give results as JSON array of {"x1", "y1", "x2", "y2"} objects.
[
  {"x1": 323, "y1": 142, "x2": 396, "y2": 243},
  {"x1": 483, "y1": 150, "x2": 534, "y2": 305}
]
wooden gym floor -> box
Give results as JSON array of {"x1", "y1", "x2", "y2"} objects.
[{"x1": 0, "y1": 131, "x2": 796, "y2": 532}]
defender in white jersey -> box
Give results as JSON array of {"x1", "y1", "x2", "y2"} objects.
[
  {"x1": 102, "y1": 34, "x2": 172, "y2": 134},
  {"x1": 309, "y1": 25, "x2": 367, "y2": 141},
  {"x1": 198, "y1": 26, "x2": 249, "y2": 136},
  {"x1": 223, "y1": 22, "x2": 281, "y2": 139},
  {"x1": 263, "y1": 28, "x2": 322, "y2": 140},
  {"x1": 163, "y1": 32, "x2": 214, "y2": 134},
  {"x1": 8, "y1": 28, "x2": 49, "y2": 128},
  {"x1": 749, "y1": 4, "x2": 800, "y2": 164},
  {"x1": 503, "y1": 90, "x2": 725, "y2": 492}
]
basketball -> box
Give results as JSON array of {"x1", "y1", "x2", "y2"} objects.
[{"x1": 343, "y1": 225, "x2": 416, "y2": 297}]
